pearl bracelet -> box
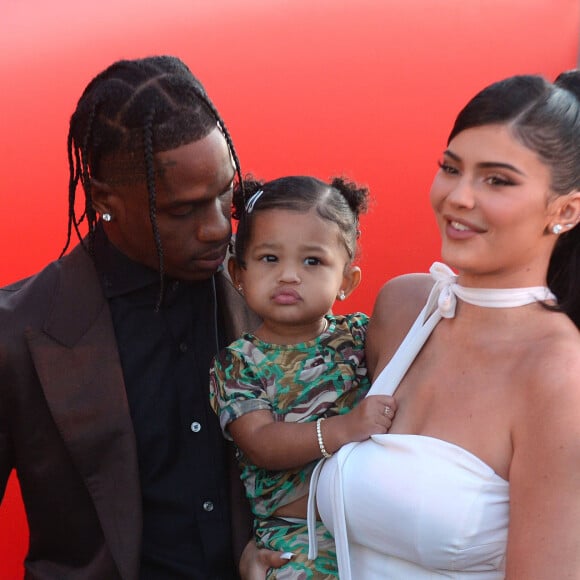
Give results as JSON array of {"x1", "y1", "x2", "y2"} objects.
[{"x1": 316, "y1": 417, "x2": 333, "y2": 459}]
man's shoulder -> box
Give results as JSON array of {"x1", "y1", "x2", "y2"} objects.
[
  {"x1": 0, "y1": 246, "x2": 97, "y2": 329},
  {"x1": 1, "y1": 259, "x2": 60, "y2": 304},
  {"x1": 2, "y1": 246, "x2": 84, "y2": 292}
]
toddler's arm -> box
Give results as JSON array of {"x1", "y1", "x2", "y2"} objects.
[{"x1": 229, "y1": 394, "x2": 396, "y2": 471}]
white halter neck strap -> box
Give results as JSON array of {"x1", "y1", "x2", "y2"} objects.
[{"x1": 426, "y1": 262, "x2": 556, "y2": 320}]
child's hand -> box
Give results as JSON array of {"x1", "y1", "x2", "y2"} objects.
[
  {"x1": 337, "y1": 394, "x2": 397, "y2": 443},
  {"x1": 239, "y1": 539, "x2": 294, "y2": 579}
]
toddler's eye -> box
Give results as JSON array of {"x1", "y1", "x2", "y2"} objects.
[{"x1": 304, "y1": 257, "x2": 321, "y2": 266}]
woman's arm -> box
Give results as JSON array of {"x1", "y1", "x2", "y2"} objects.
[{"x1": 506, "y1": 337, "x2": 580, "y2": 578}]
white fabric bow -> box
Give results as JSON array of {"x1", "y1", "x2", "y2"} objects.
[
  {"x1": 424, "y1": 261, "x2": 556, "y2": 322},
  {"x1": 425, "y1": 261, "x2": 458, "y2": 319}
]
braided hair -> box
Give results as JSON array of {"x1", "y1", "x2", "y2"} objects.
[{"x1": 63, "y1": 56, "x2": 243, "y2": 304}]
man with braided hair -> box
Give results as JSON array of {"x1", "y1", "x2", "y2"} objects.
[{"x1": 0, "y1": 56, "x2": 284, "y2": 579}]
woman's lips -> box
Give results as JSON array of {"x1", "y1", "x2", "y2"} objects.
[{"x1": 445, "y1": 217, "x2": 485, "y2": 239}]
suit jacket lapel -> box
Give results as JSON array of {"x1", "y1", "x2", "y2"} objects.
[
  {"x1": 26, "y1": 246, "x2": 141, "y2": 580},
  {"x1": 215, "y1": 269, "x2": 260, "y2": 562}
]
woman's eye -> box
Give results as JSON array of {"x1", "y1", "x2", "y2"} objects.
[
  {"x1": 437, "y1": 160, "x2": 458, "y2": 175},
  {"x1": 486, "y1": 175, "x2": 514, "y2": 187}
]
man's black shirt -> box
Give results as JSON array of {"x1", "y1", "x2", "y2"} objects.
[{"x1": 93, "y1": 226, "x2": 236, "y2": 579}]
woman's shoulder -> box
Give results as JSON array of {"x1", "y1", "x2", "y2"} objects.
[
  {"x1": 512, "y1": 315, "x2": 580, "y2": 436},
  {"x1": 366, "y1": 272, "x2": 434, "y2": 379},
  {"x1": 373, "y1": 272, "x2": 434, "y2": 319},
  {"x1": 525, "y1": 318, "x2": 580, "y2": 397}
]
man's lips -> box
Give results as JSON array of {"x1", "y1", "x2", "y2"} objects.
[{"x1": 193, "y1": 246, "x2": 228, "y2": 268}]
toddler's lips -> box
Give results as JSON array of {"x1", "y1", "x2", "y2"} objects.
[{"x1": 272, "y1": 289, "x2": 301, "y2": 304}]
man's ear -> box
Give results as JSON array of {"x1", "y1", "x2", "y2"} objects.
[
  {"x1": 339, "y1": 265, "x2": 362, "y2": 300},
  {"x1": 90, "y1": 178, "x2": 114, "y2": 216}
]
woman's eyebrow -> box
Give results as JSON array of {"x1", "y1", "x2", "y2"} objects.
[{"x1": 443, "y1": 149, "x2": 527, "y2": 176}]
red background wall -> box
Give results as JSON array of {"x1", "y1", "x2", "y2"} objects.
[{"x1": 1, "y1": 0, "x2": 578, "y2": 576}]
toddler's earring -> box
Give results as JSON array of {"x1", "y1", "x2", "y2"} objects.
[
  {"x1": 338, "y1": 290, "x2": 346, "y2": 301},
  {"x1": 237, "y1": 285, "x2": 244, "y2": 295},
  {"x1": 102, "y1": 212, "x2": 112, "y2": 222}
]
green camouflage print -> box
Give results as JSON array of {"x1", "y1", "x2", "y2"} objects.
[
  {"x1": 256, "y1": 517, "x2": 338, "y2": 579},
  {"x1": 210, "y1": 312, "x2": 371, "y2": 518}
]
